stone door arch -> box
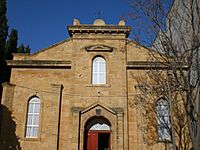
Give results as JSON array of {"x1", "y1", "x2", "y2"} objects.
[
  {"x1": 79, "y1": 103, "x2": 124, "y2": 150},
  {"x1": 84, "y1": 116, "x2": 111, "y2": 150}
]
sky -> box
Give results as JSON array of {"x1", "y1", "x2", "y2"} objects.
[{"x1": 7, "y1": 0, "x2": 134, "y2": 53}]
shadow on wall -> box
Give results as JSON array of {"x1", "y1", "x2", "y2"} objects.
[
  {"x1": 0, "y1": 105, "x2": 21, "y2": 150},
  {"x1": 0, "y1": 60, "x2": 6, "y2": 102},
  {"x1": 0, "y1": 59, "x2": 11, "y2": 103}
]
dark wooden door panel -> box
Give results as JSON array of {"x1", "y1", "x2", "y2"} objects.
[{"x1": 87, "y1": 131, "x2": 98, "y2": 150}]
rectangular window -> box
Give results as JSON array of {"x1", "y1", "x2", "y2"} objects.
[{"x1": 156, "y1": 99, "x2": 171, "y2": 141}]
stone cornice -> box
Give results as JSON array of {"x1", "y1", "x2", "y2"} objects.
[
  {"x1": 127, "y1": 61, "x2": 189, "y2": 70},
  {"x1": 6, "y1": 60, "x2": 71, "y2": 68},
  {"x1": 67, "y1": 25, "x2": 131, "y2": 37}
]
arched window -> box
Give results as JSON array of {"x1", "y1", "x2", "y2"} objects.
[
  {"x1": 156, "y1": 99, "x2": 171, "y2": 141},
  {"x1": 92, "y1": 57, "x2": 106, "y2": 84},
  {"x1": 25, "y1": 96, "x2": 40, "y2": 138}
]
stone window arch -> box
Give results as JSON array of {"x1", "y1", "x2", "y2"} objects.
[
  {"x1": 25, "y1": 96, "x2": 40, "y2": 138},
  {"x1": 92, "y1": 56, "x2": 106, "y2": 84},
  {"x1": 156, "y1": 98, "x2": 171, "y2": 141}
]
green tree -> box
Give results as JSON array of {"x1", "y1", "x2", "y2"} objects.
[
  {"x1": 0, "y1": 0, "x2": 9, "y2": 100},
  {"x1": 17, "y1": 44, "x2": 30, "y2": 53},
  {"x1": 0, "y1": 0, "x2": 8, "y2": 59},
  {"x1": 6, "y1": 29, "x2": 18, "y2": 60},
  {"x1": 25, "y1": 45, "x2": 30, "y2": 53},
  {"x1": 17, "y1": 44, "x2": 25, "y2": 53},
  {"x1": 0, "y1": 0, "x2": 30, "y2": 97},
  {"x1": 0, "y1": 0, "x2": 31, "y2": 101}
]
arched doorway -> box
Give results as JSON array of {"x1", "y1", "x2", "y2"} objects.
[{"x1": 84, "y1": 116, "x2": 111, "y2": 150}]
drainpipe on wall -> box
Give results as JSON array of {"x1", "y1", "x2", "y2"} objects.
[
  {"x1": 78, "y1": 111, "x2": 81, "y2": 150},
  {"x1": 167, "y1": 74, "x2": 176, "y2": 150},
  {"x1": 196, "y1": 87, "x2": 200, "y2": 150},
  {"x1": 57, "y1": 84, "x2": 64, "y2": 150}
]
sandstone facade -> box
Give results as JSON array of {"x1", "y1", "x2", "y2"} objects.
[{"x1": 0, "y1": 19, "x2": 167, "y2": 150}]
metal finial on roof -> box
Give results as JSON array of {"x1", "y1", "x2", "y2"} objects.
[
  {"x1": 95, "y1": 9, "x2": 103, "y2": 19},
  {"x1": 98, "y1": 9, "x2": 102, "y2": 19}
]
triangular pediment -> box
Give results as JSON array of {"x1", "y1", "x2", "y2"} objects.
[
  {"x1": 81, "y1": 102, "x2": 117, "y2": 115},
  {"x1": 85, "y1": 45, "x2": 113, "y2": 52}
]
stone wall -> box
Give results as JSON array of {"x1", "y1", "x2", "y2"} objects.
[{"x1": 0, "y1": 19, "x2": 167, "y2": 150}]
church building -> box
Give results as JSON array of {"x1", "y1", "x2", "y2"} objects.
[{"x1": 0, "y1": 19, "x2": 167, "y2": 150}]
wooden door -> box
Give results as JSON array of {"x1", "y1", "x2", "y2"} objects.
[
  {"x1": 87, "y1": 131, "x2": 98, "y2": 150},
  {"x1": 86, "y1": 130, "x2": 111, "y2": 150}
]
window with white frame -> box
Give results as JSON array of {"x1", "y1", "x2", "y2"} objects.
[
  {"x1": 92, "y1": 57, "x2": 106, "y2": 84},
  {"x1": 25, "y1": 97, "x2": 40, "y2": 138},
  {"x1": 156, "y1": 99, "x2": 171, "y2": 141}
]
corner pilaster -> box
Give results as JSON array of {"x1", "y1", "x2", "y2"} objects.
[{"x1": 1, "y1": 82, "x2": 16, "y2": 110}]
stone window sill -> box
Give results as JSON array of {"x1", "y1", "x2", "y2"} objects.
[
  {"x1": 86, "y1": 84, "x2": 111, "y2": 87},
  {"x1": 22, "y1": 137, "x2": 41, "y2": 141}
]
